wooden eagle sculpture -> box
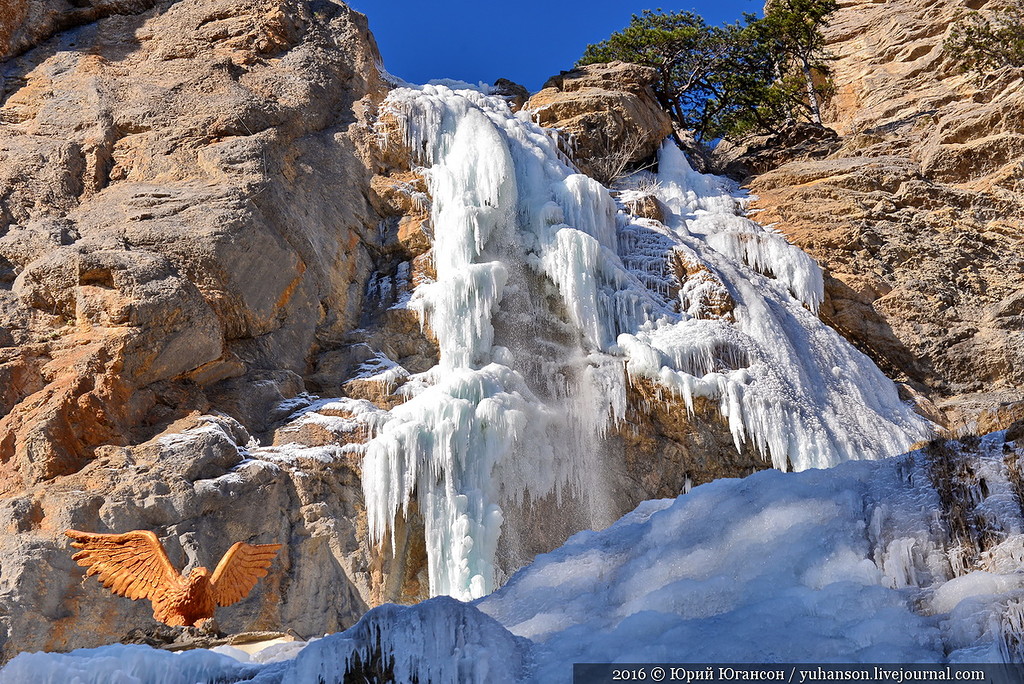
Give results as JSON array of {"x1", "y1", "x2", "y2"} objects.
[{"x1": 65, "y1": 529, "x2": 282, "y2": 628}]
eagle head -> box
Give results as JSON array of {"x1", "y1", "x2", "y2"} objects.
[{"x1": 187, "y1": 566, "x2": 212, "y2": 587}]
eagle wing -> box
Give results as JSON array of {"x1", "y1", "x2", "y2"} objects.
[
  {"x1": 210, "y1": 541, "x2": 282, "y2": 607},
  {"x1": 65, "y1": 529, "x2": 181, "y2": 600}
]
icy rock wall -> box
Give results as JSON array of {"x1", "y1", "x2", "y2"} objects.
[
  {"x1": 361, "y1": 83, "x2": 932, "y2": 602},
  {"x1": 619, "y1": 142, "x2": 932, "y2": 471}
]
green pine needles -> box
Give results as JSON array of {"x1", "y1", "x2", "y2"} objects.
[
  {"x1": 945, "y1": 2, "x2": 1024, "y2": 75},
  {"x1": 577, "y1": 1, "x2": 838, "y2": 142}
]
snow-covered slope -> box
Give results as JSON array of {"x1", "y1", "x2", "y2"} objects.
[
  {"x1": 8, "y1": 430, "x2": 1024, "y2": 682},
  {"x1": 479, "y1": 458, "x2": 948, "y2": 671},
  {"x1": 478, "y1": 431, "x2": 1024, "y2": 673}
]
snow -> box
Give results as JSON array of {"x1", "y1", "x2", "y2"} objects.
[
  {"x1": 271, "y1": 597, "x2": 529, "y2": 684},
  {"x1": 613, "y1": 142, "x2": 931, "y2": 472},
  {"x1": 932, "y1": 572, "x2": 1024, "y2": 615},
  {"x1": 1, "y1": 600, "x2": 525, "y2": 684},
  {"x1": 12, "y1": 436, "x2": 1024, "y2": 681},
  {"x1": 477, "y1": 457, "x2": 950, "y2": 672},
  {"x1": 654, "y1": 144, "x2": 824, "y2": 311},
  {"x1": 0, "y1": 644, "x2": 259, "y2": 684}
]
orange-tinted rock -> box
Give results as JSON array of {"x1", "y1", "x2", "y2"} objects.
[
  {"x1": 396, "y1": 216, "x2": 432, "y2": 257},
  {"x1": 0, "y1": 0, "x2": 389, "y2": 476},
  {"x1": 614, "y1": 376, "x2": 770, "y2": 499},
  {"x1": 369, "y1": 172, "x2": 429, "y2": 218},
  {"x1": 526, "y1": 61, "x2": 674, "y2": 182},
  {"x1": 671, "y1": 250, "x2": 735, "y2": 320},
  {"x1": 0, "y1": 335, "x2": 133, "y2": 494},
  {"x1": 342, "y1": 377, "x2": 408, "y2": 411},
  {"x1": 622, "y1": 194, "x2": 665, "y2": 223}
]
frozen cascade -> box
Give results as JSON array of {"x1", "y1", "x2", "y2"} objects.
[
  {"x1": 616, "y1": 142, "x2": 932, "y2": 470},
  {"x1": 361, "y1": 82, "x2": 933, "y2": 602},
  {"x1": 363, "y1": 84, "x2": 627, "y2": 601}
]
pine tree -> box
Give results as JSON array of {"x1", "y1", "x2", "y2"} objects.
[
  {"x1": 945, "y1": 2, "x2": 1024, "y2": 74},
  {"x1": 758, "y1": 0, "x2": 837, "y2": 125},
  {"x1": 578, "y1": 10, "x2": 745, "y2": 135},
  {"x1": 577, "y1": 4, "x2": 837, "y2": 141}
]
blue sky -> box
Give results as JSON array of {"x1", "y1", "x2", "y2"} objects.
[{"x1": 347, "y1": 1, "x2": 763, "y2": 92}]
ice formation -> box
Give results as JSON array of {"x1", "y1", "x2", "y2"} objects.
[
  {"x1": 10, "y1": 429, "x2": 1024, "y2": 681},
  {"x1": 360, "y1": 82, "x2": 931, "y2": 601},
  {"x1": 273, "y1": 597, "x2": 529, "y2": 684},
  {"x1": 476, "y1": 429, "x2": 1024, "y2": 672},
  {"x1": 361, "y1": 83, "x2": 633, "y2": 600},
  {"x1": 0, "y1": 644, "x2": 260, "y2": 684}
]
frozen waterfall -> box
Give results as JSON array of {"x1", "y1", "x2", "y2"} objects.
[{"x1": 360, "y1": 82, "x2": 933, "y2": 602}]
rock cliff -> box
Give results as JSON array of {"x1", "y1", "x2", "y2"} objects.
[
  {"x1": 526, "y1": 61, "x2": 674, "y2": 183},
  {"x1": 0, "y1": 0, "x2": 408, "y2": 659},
  {"x1": 0, "y1": 0, "x2": 1018, "y2": 665},
  {"x1": 0, "y1": 0, "x2": 739, "y2": 660},
  {"x1": 0, "y1": 0, "x2": 391, "y2": 492},
  {"x1": 743, "y1": 0, "x2": 1024, "y2": 431}
]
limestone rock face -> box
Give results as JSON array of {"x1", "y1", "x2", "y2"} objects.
[
  {"x1": 526, "y1": 61, "x2": 674, "y2": 182},
  {"x1": 613, "y1": 377, "x2": 768, "y2": 499},
  {"x1": 0, "y1": 0, "x2": 387, "y2": 489},
  {"x1": 0, "y1": 0, "x2": 160, "y2": 62},
  {"x1": 744, "y1": 0, "x2": 1024, "y2": 428},
  {"x1": 714, "y1": 122, "x2": 841, "y2": 180},
  {"x1": 0, "y1": 414, "x2": 374, "y2": 660},
  {"x1": 0, "y1": 0, "x2": 435, "y2": 661},
  {"x1": 491, "y1": 77, "x2": 530, "y2": 112}
]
